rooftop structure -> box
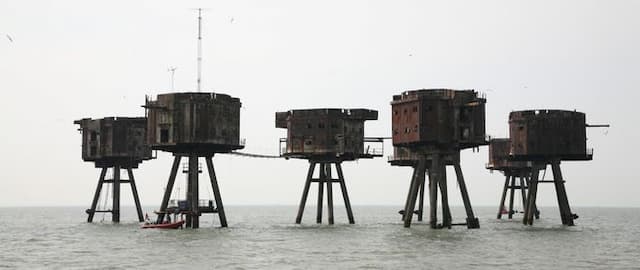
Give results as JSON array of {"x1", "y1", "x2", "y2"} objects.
[
  {"x1": 144, "y1": 92, "x2": 244, "y2": 154},
  {"x1": 509, "y1": 110, "x2": 591, "y2": 161},
  {"x1": 391, "y1": 89, "x2": 487, "y2": 150},
  {"x1": 276, "y1": 108, "x2": 381, "y2": 160},
  {"x1": 74, "y1": 117, "x2": 152, "y2": 168}
]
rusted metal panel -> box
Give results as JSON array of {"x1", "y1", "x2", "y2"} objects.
[
  {"x1": 388, "y1": 146, "x2": 460, "y2": 167},
  {"x1": 74, "y1": 117, "x2": 152, "y2": 168},
  {"x1": 509, "y1": 110, "x2": 590, "y2": 161},
  {"x1": 275, "y1": 108, "x2": 379, "y2": 160},
  {"x1": 486, "y1": 138, "x2": 530, "y2": 170},
  {"x1": 144, "y1": 92, "x2": 244, "y2": 153},
  {"x1": 391, "y1": 89, "x2": 487, "y2": 149}
]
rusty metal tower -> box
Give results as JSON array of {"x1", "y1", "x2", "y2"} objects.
[
  {"x1": 144, "y1": 92, "x2": 243, "y2": 228},
  {"x1": 486, "y1": 138, "x2": 539, "y2": 220},
  {"x1": 75, "y1": 117, "x2": 153, "y2": 223},
  {"x1": 392, "y1": 89, "x2": 487, "y2": 229},
  {"x1": 276, "y1": 109, "x2": 383, "y2": 224},
  {"x1": 508, "y1": 110, "x2": 607, "y2": 226}
]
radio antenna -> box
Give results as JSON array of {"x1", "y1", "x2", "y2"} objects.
[
  {"x1": 196, "y1": 8, "x2": 202, "y2": 92},
  {"x1": 168, "y1": 66, "x2": 177, "y2": 91}
]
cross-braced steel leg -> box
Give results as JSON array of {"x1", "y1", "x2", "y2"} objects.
[
  {"x1": 497, "y1": 173, "x2": 510, "y2": 219},
  {"x1": 336, "y1": 162, "x2": 355, "y2": 224},
  {"x1": 87, "y1": 168, "x2": 107, "y2": 223},
  {"x1": 454, "y1": 163, "x2": 479, "y2": 229},
  {"x1": 551, "y1": 161, "x2": 574, "y2": 226},
  {"x1": 127, "y1": 168, "x2": 144, "y2": 222},
  {"x1": 206, "y1": 156, "x2": 228, "y2": 227},
  {"x1": 157, "y1": 156, "x2": 181, "y2": 224},
  {"x1": 295, "y1": 162, "x2": 316, "y2": 224}
]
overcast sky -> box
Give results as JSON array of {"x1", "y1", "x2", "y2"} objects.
[{"x1": 0, "y1": 0, "x2": 637, "y2": 208}]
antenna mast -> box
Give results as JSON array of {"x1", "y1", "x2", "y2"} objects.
[
  {"x1": 197, "y1": 8, "x2": 202, "y2": 92},
  {"x1": 168, "y1": 67, "x2": 177, "y2": 91}
]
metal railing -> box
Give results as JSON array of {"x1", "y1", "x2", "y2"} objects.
[
  {"x1": 278, "y1": 138, "x2": 287, "y2": 156},
  {"x1": 278, "y1": 137, "x2": 385, "y2": 157}
]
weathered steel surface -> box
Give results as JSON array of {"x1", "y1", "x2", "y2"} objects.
[
  {"x1": 276, "y1": 108, "x2": 379, "y2": 160},
  {"x1": 144, "y1": 92, "x2": 243, "y2": 154},
  {"x1": 486, "y1": 138, "x2": 531, "y2": 170},
  {"x1": 509, "y1": 110, "x2": 590, "y2": 161},
  {"x1": 74, "y1": 117, "x2": 152, "y2": 168},
  {"x1": 388, "y1": 146, "x2": 459, "y2": 167},
  {"x1": 391, "y1": 89, "x2": 487, "y2": 149}
]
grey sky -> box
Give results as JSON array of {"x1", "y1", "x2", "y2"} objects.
[{"x1": 0, "y1": 0, "x2": 637, "y2": 208}]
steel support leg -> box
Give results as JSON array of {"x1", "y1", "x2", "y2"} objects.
[
  {"x1": 497, "y1": 173, "x2": 510, "y2": 219},
  {"x1": 524, "y1": 166, "x2": 540, "y2": 225},
  {"x1": 326, "y1": 163, "x2": 334, "y2": 225},
  {"x1": 127, "y1": 168, "x2": 144, "y2": 222},
  {"x1": 552, "y1": 161, "x2": 574, "y2": 226},
  {"x1": 206, "y1": 156, "x2": 227, "y2": 227},
  {"x1": 519, "y1": 174, "x2": 527, "y2": 217},
  {"x1": 336, "y1": 162, "x2": 355, "y2": 224},
  {"x1": 440, "y1": 162, "x2": 452, "y2": 228},
  {"x1": 316, "y1": 163, "x2": 325, "y2": 224},
  {"x1": 157, "y1": 156, "x2": 181, "y2": 224},
  {"x1": 428, "y1": 157, "x2": 439, "y2": 229},
  {"x1": 417, "y1": 168, "x2": 426, "y2": 222},
  {"x1": 454, "y1": 163, "x2": 479, "y2": 229},
  {"x1": 87, "y1": 168, "x2": 107, "y2": 223},
  {"x1": 508, "y1": 175, "x2": 516, "y2": 219},
  {"x1": 402, "y1": 165, "x2": 420, "y2": 221},
  {"x1": 112, "y1": 165, "x2": 121, "y2": 223},
  {"x1": 188, "y1": 155, "x2": 199, "y2": 228},
  {"x1": 296, "y1": 162, "x2": 315, "y2": 224},
  {"x1": 404, "y1": 157, "x2": 427, "y2": 228}
]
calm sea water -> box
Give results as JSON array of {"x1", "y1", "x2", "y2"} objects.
[{"x1": 0, "y1": 206, "x2": 638, "y2": 269}]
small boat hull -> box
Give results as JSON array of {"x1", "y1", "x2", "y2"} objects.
[{"x1": 141, "y1": 220, "x2": 185, "y2": 229}]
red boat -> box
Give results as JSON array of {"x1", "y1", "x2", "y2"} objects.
[{"x1": 141, "y1": 220, "x2": 185, "y2": 229}]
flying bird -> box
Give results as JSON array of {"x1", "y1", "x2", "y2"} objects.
[{"x1": 6, "y1": 34, "x2": 13, "y2": 42}]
